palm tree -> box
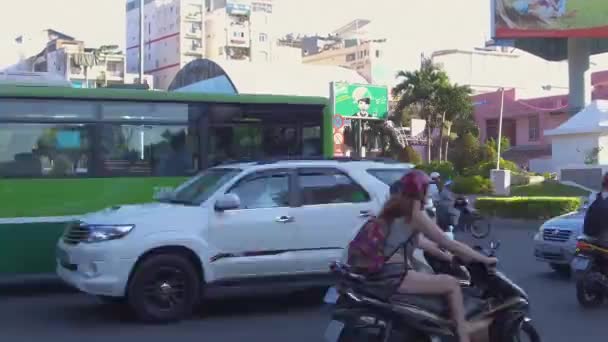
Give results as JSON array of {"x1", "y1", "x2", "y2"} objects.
[
  {"x1": 435, "y1": 83, "x2": 473, "y2": 161},
  {"x1": 392, "y1": 60, "x2": 449, "y2": 162}
]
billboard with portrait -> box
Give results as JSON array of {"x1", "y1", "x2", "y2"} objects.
[
  {"x1": 331, "y1": 82, "x2": 389, "y2": 120},
  {"x1": 493, "y1": 0, "x2": 608, "y2": 38}
]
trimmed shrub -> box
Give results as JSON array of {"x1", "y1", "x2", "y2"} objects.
[
  {"x1": 452, "y1": 175, "x2": 493, "y2": 195},
  {"x1": 416, "y1": 161, "x2": 456, "y2": 180},
  {"x1": 475, "y1": 196, "x2": 582, "y2": 219}
]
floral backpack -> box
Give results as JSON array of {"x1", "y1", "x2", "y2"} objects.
[{"x1": 347, "y1": 217, "x2": 391, "y2": 274}]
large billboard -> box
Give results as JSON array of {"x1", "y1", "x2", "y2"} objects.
[
  {"x1": 330, "y1": 82, "x2": 389, "y2": 157},
  {"x1": 331, "y1": 82, "x2": 389, "y2": 120},
  {"x1": 493, "y1": 0, "x2": 608, "y2": 38}
]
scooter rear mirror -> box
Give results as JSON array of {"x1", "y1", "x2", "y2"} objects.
[{"x1": 490, "y1": 240, "x2": 501, "y2": 250}]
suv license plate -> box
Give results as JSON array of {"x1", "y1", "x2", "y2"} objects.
[
  {"x1": 324, "y1": 320, "x2": 345, "y2": 342},
  {"x1": 572, "y1": 257, "x2": 590, "y2": 271},
  {"x1": 324, "y1": 287, "x2": 340, "y2": 304}
]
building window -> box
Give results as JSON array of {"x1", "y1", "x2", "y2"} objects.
[
  {"x1": 375, "y1": 50, "x2": 381, "y2": 58},
  {"x1": 259, "y1": 33, "x2": 267, "y2": 42},
  {"x1": 148, "y1": 22, "x2": 151, "y2": 35},
  {"x1": 529, "y1": 115, "x2": 540, "y2": 141},
  {"x1": 486, "y1": 119, "x2": 498, "y2": 141},
  {"x1": 346, "y1": 53, "x2": 356, "y2": 62},
  {"x1": 0, "y1": 123, "x2": 91, "y2": 177},
  {"x1": 98, "y1": 124, "x2": 196, "y2": 176},
  {"x1": 155, "y1": 60, "x2": 160, "y2": 68}
]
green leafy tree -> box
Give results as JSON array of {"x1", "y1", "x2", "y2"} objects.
[
  {"x1": 480, "y1": 137, "x2": 511, "y2": 162},
  {"x1": 392, "y1": 59, "x2": 449, "y2": 162},
  {"x1": 435, "y1": 83, "x2": 474, "y2": 161},
  {"x1": 401, "y1": 145, "x2": 422, "y2": 164},
  {"x1": 450, "y1": 132, "x2": 481, "y2": 173}
]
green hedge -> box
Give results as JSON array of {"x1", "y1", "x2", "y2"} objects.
[
  {"x1": 452, "y1": 176, "x2": 493, "y2": 195},
  {"x1": 475, "y1": 196, "x2": 582, "y2": 219}
]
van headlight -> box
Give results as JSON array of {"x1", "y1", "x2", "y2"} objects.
[{"x1": 84, "y1": 224, "x2": 135, "y2": 243}]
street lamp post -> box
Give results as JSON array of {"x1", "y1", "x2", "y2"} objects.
[
  {"x1": 496, "y1": 87, "x2": 505, "y2": 170},
  {"x1": 139, "y1": 0, "x2": 145, "y2": 85}
]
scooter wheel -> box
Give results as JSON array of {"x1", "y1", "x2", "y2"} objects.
[{"x1": 576, "y1": 277, "x2": 604, "y2": 308}]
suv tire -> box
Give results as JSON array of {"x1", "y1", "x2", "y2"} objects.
[
  {"x1": 550, "y1": 263, "x2": 571, "y2": 277},
  {"x1": 127, "y1": 254, "x2": 201, "y2": 323}
]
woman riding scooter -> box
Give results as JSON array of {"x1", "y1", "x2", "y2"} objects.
[{"x1": 354, "y1": 170, "x2": 497, "y2": 342}]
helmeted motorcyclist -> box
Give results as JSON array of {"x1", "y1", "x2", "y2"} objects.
[
  {"x1": 372, "y1": 170, "x2": 497, "y2": 342},
  {"x1": 583, "y1": 172, "x2": 608, "y2": 241},
  {"x1": 429, "y1": 171, "x2": 442, "y2": 203},
  {"x1": 436, "y1": 180, "x2": 459, "y2": 231}
]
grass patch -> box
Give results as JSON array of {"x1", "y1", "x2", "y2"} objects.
[
  {"x1": 511, "y1": 181, "x2": 590, "y2": 197},
  {"x1": 0, "y1": 177, "x2": 187, "y2": 218}
]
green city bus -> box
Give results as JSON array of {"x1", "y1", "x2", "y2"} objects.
[{"x1": 0, "y1": 84, "x2": 332, "y2": 275}]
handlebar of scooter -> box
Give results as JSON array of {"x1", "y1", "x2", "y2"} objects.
[{"x1": 452, "y1": 240, "x2": 500, "y2": 271}]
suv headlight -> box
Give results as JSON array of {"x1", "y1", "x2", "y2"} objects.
[{"x1": 85, "y1": 224, "x2": 135, "y2": 243}]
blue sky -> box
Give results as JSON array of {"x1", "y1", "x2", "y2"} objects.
[{"x1": 0, "y1": 0, "x2": 491, "y2": 66}]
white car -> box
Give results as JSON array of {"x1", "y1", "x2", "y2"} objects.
[{"x1": 56, "y1": 159, "x2": 414, "y2": 322}]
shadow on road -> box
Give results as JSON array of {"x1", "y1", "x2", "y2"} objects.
[{"x1": 0, "y1": 277, "x2": 76, "y2": 298}]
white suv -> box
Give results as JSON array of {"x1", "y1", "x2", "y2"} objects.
[{"x1": 56, "y1": 159, "x2": 414, "y2": 322}]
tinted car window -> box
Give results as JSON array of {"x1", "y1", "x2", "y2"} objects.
[
  {"x1": 298, "y1": 169, "x2": 370, "y2": 205},
  {"x1": 228, "y1": 173, "x2": 290, "y2": 209},
  {"x1": 367, "y1": 168, "x2": 410, "y2": 186}
]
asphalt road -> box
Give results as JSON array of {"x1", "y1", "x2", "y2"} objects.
[{"x1": 1, "y1": 222, "x2": 607, "y2": 342}]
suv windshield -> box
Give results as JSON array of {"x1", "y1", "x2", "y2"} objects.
[
  {"x1": 367, "y1": 168, "x2": 410, "y2": 186},
  {"x1": 163, "y1": 168, "x2": 242, "y2": 205}
]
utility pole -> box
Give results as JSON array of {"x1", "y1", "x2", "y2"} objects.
[
  {"x1": 138, "y1": 0, "x2": 145, "y2": 84},
  {"x1": 496, "y1": 87, "x2": 505, "y2": 170}
]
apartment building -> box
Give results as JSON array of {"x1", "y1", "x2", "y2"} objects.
[
  {"x1": 300, "y1": 19, "x2": 389, "y2": 85},
  {"x1": 10, "y1": 32, "x2": 151, "y2": 88},
  {"x1": 126, "y1": 0, "x2": 299, "y2": 90}
]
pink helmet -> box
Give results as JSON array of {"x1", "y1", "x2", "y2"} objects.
[{"x1": 400, "y1": 170, "x2": 431, "y2": 200}]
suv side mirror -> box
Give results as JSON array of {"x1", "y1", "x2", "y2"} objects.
[{"x1": 214, "y1": 193, "x2": 241, "y2": 212}]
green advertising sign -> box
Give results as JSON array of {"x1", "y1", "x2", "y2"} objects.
[{"x1": 332, "y1": 82, "x2": 389, "y2": 120}]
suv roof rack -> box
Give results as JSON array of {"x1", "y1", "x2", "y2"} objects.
[{"x1": 218, "y1": 156, "x2": 403, "y2": 166}]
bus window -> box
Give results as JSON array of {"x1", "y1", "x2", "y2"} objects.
[{"x1": 0, "y1": 123, "x2": 91, "y2": 177}]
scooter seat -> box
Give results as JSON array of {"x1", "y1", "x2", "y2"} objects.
[{"x1": 389, "y1": 293, "x2": 486, "y2": 319}]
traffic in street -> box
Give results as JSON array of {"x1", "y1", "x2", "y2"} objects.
[{"x1": 2, "y1": 222, "x2": 606, "y2": 342}]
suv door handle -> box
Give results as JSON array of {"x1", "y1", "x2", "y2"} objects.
[
  {"x1": 276, "y1": 215, "x2": 294, "y2": 223},
  {"x1": 359, "y1": 210, "x2": 372, "y2": 218}
]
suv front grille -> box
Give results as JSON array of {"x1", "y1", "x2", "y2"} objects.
[
  {"x1": 63, "y1": 222, "x2": 90, "y2": 245},
  {"x1": 542, "y1": 228, "x2": 572, "y2": 242}
]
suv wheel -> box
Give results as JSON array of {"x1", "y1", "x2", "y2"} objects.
[
  {"x1": 127, "y1": 254, "x2": 201, "y2": 323},
  {"x1": 550, "y1": 263, "x2": 571, "y2": 277}
]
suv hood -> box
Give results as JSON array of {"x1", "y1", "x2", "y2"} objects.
[
  {"x1": 79, "y1": 202, "x2": 202, "y2": 226},
  {"x1": 543, "y1": 210, "x2": 585, "y2": 231}
]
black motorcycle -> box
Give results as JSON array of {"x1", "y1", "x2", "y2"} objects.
[
  {"x1": 452, "y1": 196, "x2": 491, "y2": 239},
  {"x1": 323, "y1": 241, "x2": 540, "y2": 342},
  {"x1": 573, "y1": 235, "x2": 608, "y2": 308}
]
